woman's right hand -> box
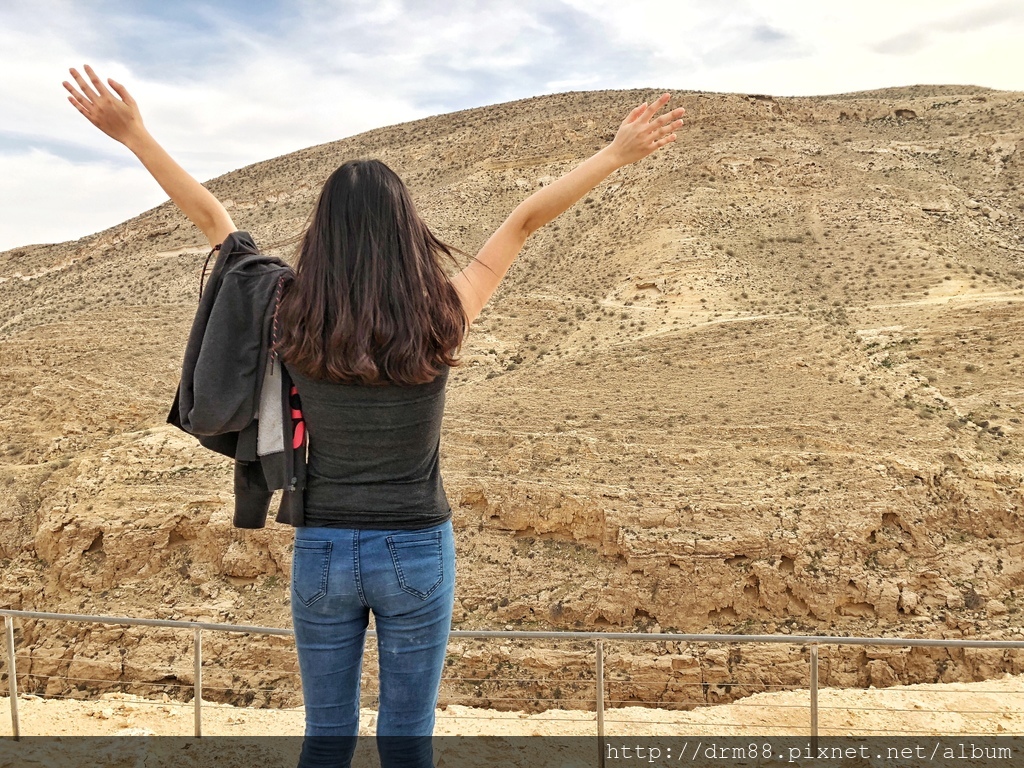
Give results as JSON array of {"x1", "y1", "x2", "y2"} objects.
[
  {"x1": 63, "y1": 64, "x2": 235, "y2": 247},
  {"x1": 63, "y1": 65, "x2": 148, "y2": 149},
  {"x1": 606, "y1": 93, "x2": 685, "y2": 168}
]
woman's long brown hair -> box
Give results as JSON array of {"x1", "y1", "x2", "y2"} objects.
[{"x1": 274, "y1": 159, "x2": 467, "y2": 385}]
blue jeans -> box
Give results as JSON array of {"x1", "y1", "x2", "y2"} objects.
[{"x1": 290, "y1": 520, "x2": 456, "y2": 768}]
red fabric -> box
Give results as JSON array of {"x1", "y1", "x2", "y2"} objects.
[{"x1": 290, "y1": 385, "x2": 306, "y2": 450}]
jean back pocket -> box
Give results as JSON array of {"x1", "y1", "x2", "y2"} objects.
[
  {"x1": 385, "y1": 531, "x2": 444, "y2": 600},
  {"x1": 292, "y1": 540, "x2": 332, "y2": 606}
]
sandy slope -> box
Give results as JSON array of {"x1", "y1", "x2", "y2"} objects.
[
  {"x1": 2, "y1": 673, "x2": 1023, "y2": 737},
  {"x1": 2, "y1": 84, "x2": 1024, "y2": 727}
]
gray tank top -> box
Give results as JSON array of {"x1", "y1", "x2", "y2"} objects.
[{"x1": 286, "y1": 364, "x2": 452, "y2": 529}]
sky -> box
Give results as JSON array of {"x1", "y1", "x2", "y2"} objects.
[{"x1": 2, "y1": 0, "x2": 1023, "y2": 252}]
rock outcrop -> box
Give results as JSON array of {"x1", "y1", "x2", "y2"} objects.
[{"x1": 1, "y1": 84, "x2": 1023, "y2": 710}]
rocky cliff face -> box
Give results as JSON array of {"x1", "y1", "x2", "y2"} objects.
[{"x1": 1, "y1": 85, "x2": 1023, "y2": 711}]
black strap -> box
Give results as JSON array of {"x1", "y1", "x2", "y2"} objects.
[{"x1": 198, "y1": 243, "x2": 221, "y2": 300}]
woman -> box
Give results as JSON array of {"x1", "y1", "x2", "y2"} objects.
[{"x1": 64, "y1": 65, "x2": 684, "y2": 767}]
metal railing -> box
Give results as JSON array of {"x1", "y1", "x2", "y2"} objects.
[{"x1": 3, "y1": 607, "x2": 1023, "y2": 747}]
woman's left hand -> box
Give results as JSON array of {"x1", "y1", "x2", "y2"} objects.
[
  {"x1": 64, "y1": 65, "x2": 147, "y2": 148},
  {"x1": 606, "y1": 93, "x2": 685, "y2": 168}
]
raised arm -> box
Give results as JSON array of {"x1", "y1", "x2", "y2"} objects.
[
  {"x1": 63, "y1": 65, "x2": 235, "y2": 248},
  {"x1": 451, "y1": 93, "x2": 685, "y2": 325}
]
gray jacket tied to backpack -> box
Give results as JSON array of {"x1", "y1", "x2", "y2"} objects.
[{"x1": 168, "y1": 231, "x2": 306, "y2": 528}]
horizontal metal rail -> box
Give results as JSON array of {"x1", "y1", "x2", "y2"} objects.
[
  {"x1": 2, "y1": 607, "x2": 1022, "y2": 742},
  {"x1": 4, "y1": 609, "x2": 1023, "y2": 648}
]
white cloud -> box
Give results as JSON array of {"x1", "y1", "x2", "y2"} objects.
[
  {"x1": 0, "y1": 5, "x2": 115, "y2": 151},
  {"x1": 0, "y1": 149, "x2": 165, "y2": 250},
  {"x1": 1, "y1": 0, "x2": 1023, "y2": 252},
  {"x1": 0, "y1": 1, "x2": 436, "y2": 251},
  {"x1": 559, "y1": 0, "x2": 1024, "y2": 95}
]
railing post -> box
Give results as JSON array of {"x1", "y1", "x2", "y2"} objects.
[
  {"x1": 5, "y1": 615, "x2": 19, "y2": 741},
  {"x1": 596, "y1": 639, "x2": 605, "y2": 768},
  {"x1": 194, "y1": 627, "x2": 202, "y2": 738},
  {"x1": 809, "y1": 643, "x2": 819, "y2": 748}
]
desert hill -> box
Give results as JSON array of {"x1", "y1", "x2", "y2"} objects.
[{"x1": 0, "y1": 85, "x2": 1022, "y2": 718}]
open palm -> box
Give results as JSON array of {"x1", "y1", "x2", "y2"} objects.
[
  {"x1": 63, "y1": 65, "x2": 145, "y2": 147},
  {"x1": 609, "y1": 93, "x2": 686, "y2": 166}
]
